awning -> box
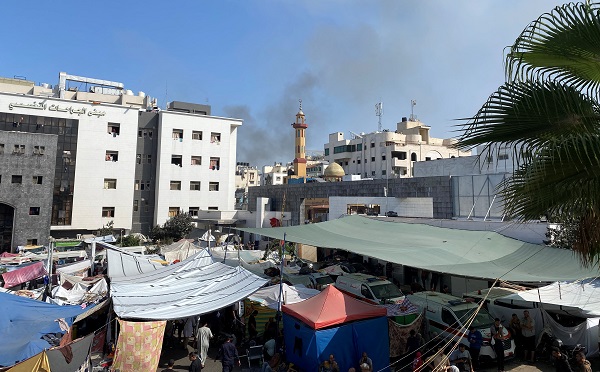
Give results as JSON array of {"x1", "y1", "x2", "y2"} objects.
[
  {"x1": 237, "y1": 215, "x2": 597, "y2": 282},
  {"x1": 110, "y1": 252, "x2": 268, "y2": 320}
]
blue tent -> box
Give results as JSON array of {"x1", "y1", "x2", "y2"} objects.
[
  {"x1": 0, "y1": 292, "x2": 91, "y2": 367},
  {"x1": 282, "y1": 286, "x2": 390, "y2": 371}
]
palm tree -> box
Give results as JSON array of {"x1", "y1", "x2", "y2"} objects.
[{"x1": 456, "y1": 2, "x2": 600, "y2": 267}]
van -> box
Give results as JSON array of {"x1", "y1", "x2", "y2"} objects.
[
  {"x1": 407, "y1": 291, "x2": 515, "y2": 362},
  {"x1": 309, "y1": 272, "x2": 334, "y2": 290},
  {"x1": 334, "y1": 273, "x2": 404, "y2": 305},
  {"x1": 283, "y1": 272, "x2": 334, "y2": 290}
]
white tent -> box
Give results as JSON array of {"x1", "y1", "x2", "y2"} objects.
[
  {"x1": 490, "y1": 279, "x2": 600, "y2": 357},
  {"x1": 104, "y1": 244, "x2": 164, "y2": 279},
  {"x1": 160, "y1": 239, "x2": 206, "y2": 263},
  {"x1": 247, "y1": 283, "x2": 319, "y2": 309},
  {"x1": 110, "y1": 251, "x2": 268, "y2": 320}
]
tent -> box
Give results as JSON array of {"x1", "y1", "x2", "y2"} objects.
[
  {"x1": 237, "y1": 215, "x2": 597, "y2": 282},
  {"x1": 282, "y1": 286, "x2": 390, "y2": 371},
  {"x1": 110, "y1": 251, "x2": 268, "y2": 320},
  {"x1": 248, "y1": 283, "x2": 319, "y2": 310},
  {"x1": 160, "y1": 239, "x2": 206, "y2": 263},
  {"x1": 0, "y1": 291, "x2": 91, "y2": 367},
  {"x1": 491, "y1": 279, "x2": 600, "y2": 356},
  {"x1": 2, "y1": 261, "x2": 47, "y2": 288},
  {"x1": 104, "y1": 244, "x2": 166, "y2": 278}
]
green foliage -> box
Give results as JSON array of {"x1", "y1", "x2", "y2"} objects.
[
  {"x1": 98, "y1": 220, "x2": 114, "y2": 237},
  {"x1": 455, "y1": 2, "x2": 600, "y2": 268},
  {"x1": 149, "y1": 212, "x2": 194, "y2": 243},
  {"x1": 262, "y1": 239, "x2": 296, "y2": 260},
  {"x1": 120, "y1": 235, "x2": 141, "y2": 247}
]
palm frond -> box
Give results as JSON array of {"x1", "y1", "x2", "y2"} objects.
[{"x1": 506, "y1": 2, "x2": 600, "y2": 97}]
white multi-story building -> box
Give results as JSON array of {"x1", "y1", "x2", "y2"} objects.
[
  {"x1": 324, "y1": 117, "x2": 470, "y2": 179},
  {"x1": 0, "y1": 72, "x2": 240, "y2": 246},
  {"x1": 261, "y1": 162, "x2": 291, "y2": 185}
]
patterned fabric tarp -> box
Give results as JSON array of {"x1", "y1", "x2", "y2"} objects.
[
  {"x1": 388, "y1": 313, "x2": 423, "y2": 357},
  {"x1": 112, "y1": 320, "x2": 166, "y2": 372}
]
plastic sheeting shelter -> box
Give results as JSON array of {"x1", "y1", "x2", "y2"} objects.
[
  {"x1": 248, "y1": 283, "x2": 319, "y2": 310},
  {"x1": 104, "y1": 244, "x2": 164, "y2": 278},
  {"x1": 0, "y1": 291, "x2": 90, "y2": 367},
  {"x1": 238, "y1": 215, "x2": 598, "y2": 282},
  {"x1": 160, "y1": 239, "x2": 206, "y2": 263},
  {"x1": 282, "y1": 286, "x2": 390, "y2": 371},
  {"x1": 110, "y1": 251, "x2": 268, "y2": 320}
]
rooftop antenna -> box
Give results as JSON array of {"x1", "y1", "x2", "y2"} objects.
[
  {"x1": 410, "y1": 99, "x2": 417, "y2": 121},
  {"x1": 375, "y1": 102, "x2": 383, "y2": 131}
]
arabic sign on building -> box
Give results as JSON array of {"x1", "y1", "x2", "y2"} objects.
[{"x1": 8, "y1": 102, "x2": 106, "y2": 117}]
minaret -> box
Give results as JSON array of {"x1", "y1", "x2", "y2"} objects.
[{"x1": 292, "y1": 99, "x2": 308, "y2": 179}]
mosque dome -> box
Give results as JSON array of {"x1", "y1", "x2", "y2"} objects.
[{"x1": 324, "y1": 162, "x2": 345, "y2": 178}]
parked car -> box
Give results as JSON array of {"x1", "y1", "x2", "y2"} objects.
[{"x1": 385, "y1": 211, "x2": 398, "y2": 217}]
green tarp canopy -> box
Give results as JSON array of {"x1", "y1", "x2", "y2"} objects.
[{"x1": 237, "y1": 215, "x2": 598, "y2": 282}]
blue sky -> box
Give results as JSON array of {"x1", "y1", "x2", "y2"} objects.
[{"x1": 3, "y1": 0, "x2": 567, "y2": 167}]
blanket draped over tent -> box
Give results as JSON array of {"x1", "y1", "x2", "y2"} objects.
[
  {"x1": 237, "y1": 215, "x2": 596, "y2": 282},
  {"x1": 247, "y1": 283, "x2": 319, "y2": 310},
  {"x1": 0, "y1": 292, "x2": 90, "y2": 367},
  {"x1": 112, "y1": 320, "x2": 166, "y2": 372},
  {"x1": 2, "y1": 261, "x2": 47, "y2": 288},
  {"x1": 110, "y1": 251, "x2": 268, "y2": 320}
]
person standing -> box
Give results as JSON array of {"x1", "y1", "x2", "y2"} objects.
[
  {"x1": 182, "y1": 316, "x2": 196, "y2": 350},
  {"x1": 216, "y1": 334, "x2": 240, "y2": 372},
  {"x1": 508, "y1": 314, "x2": 522, "y2": 359},
  {"x1": 490, "y1": 318, "x2": 505, "y2": 372},
  {"x1": 248, "y1": 310, "x2": 259, "y2": 341},
  {"x1": 196, "y1": 320, "x2": 213, "y2": 368},
  {"x1": 467, "y1": 326, "x2": 482, "y2": 369},
  {"x1": 521, "y1": 310, "x2": 536, "y2": 363},
  {"x1": 449, "y1": 344, "x2": 473, "y2": 372},
  {"x1": 188, "y1": 352, "x2": 202, "y2": 372}
]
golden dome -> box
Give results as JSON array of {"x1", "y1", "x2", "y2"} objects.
[{"x1": 324, "y1": 162, "x2": 345, "y2": 178}]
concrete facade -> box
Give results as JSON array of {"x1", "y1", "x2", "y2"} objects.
[
  {"x1": 0, "y1": 131, "x2": 57, "y2": 251},
  {"x1": 247, "y1": 176, "x2": 453, "y2": 226}
]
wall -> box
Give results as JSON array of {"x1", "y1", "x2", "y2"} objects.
[{"x1": 328, "y1": 196, "x2": 433, "y2": 219}]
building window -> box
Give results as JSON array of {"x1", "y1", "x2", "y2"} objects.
[
  {"x1": 104, "y1": 178, "x2": 117, "y2": 189},
  {"x1": 370, "y1": 142, "x2": 375, "y2": 148},
  {"x1": 168, "y1": 207, "x2": 179, "y2": 217},
  {"x1": 29, "y1": 207, "x2": 40, "y2": 215},
  {"x1": 171, "y1": 155, "x2": 183, "y2": 167},
  {"x1": 12, "y1": 175, "x2": 22, "y2": 184},
  {"x1": 108, "y1": 122, "x2": 120, "y2": 136},
  {"x1": 371, "y1": 156, "x2": 375, "y2": 162},
  {"x1": 192, "y1": 131, "x2": 202, "y2": 140},
  {"x1": 210, "y1": 132, "x2": 221, "y2": 143},
  {"x1": 13, "y1": 144, "x2": 25, "y2": 154},
  {"x1": 106, "y1": 151, "x2": 118, "y2": 162},
  {"x1": 170, "y1": 181, "x2": 182, "y2": 190},
  {"x1": 33, "y1": 145, "x2": 45, "y2": 155},
  {"x1": 382, "y1": 170, "x2": 387, "y2": 176},
  {"x1": 138, "y1": 129, "x2": 153, "y2": 139},
  {"x1": 411, "y1": 153, "x2": 417, "y2": 161},
  {"x1": 135, "y1": 180, "x2": 140, "y2": 190},
  {"x1": 144, "y1": 200, "x2": 149, "y2": 212},
  {"x1": 102, "y1": 207, "x2": 115, "y2": 218},
  {"x1": 136, "y1": 154, "x2": 141, "y2": 164},
  {"x1": 133, "y1": 200, "x2": 139, "y2": 212},
  {"x1": 324, "y1": 148, "x2": 329, "y2": 156},
  {"x1": 208, "y1": 206, "x2": 218, "y2": 211},
  {"x1": 172, "y1": 129, "x2": 183, "y2": 140},
  {"x1": 209, "y1": 157, "x2": 220, "y2": 170},
  {"x1": 371, "y1": 171, "x2": 376, "y2": 176},
  {"x1": 357, "y1": 159, "x2": 361, "y2": 164},
  {"x1": 189, "y1": 207, "x2": 199, "y2": 217},
  {"x1": 209, "y1": 182, "x2": 219, "y2": 191},
  {"x1": 146, "y1": 181, "x2": 151, "y2": 190},
  {"x1": 32, "y1": 175, "x2": 43, "y2": 184},
  {"x1": 191, "y1": 156, "x2": 202, "y2": 165},
  {"x1": 145, "y1": 154, "x2": 152, "y2": 164},
  {"x1": 26, "y1": 239, "x2": 38, "y2": 246},
  {"x1": 382, "y1": 155, "x2": 386, "y2": 160},
  {"x1": 190, "y1": 181, "x2": 201, "y2": 191},
  {"x1": 0, "y1": 144, "x2": 4, "y2": 154}
]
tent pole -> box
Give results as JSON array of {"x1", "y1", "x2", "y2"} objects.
[
  {"x1": 537, "y1": 288, "x2": 545, "y2": 327},
  {"x1": 276, "y1": 233, "x2": 287, "y2": 331}
]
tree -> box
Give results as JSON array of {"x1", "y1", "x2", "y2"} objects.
[
  {"x1": 120, "y1": 235, "x2": 141, "y2": 247},
  {"x1": 456, "y1": 2, "x2": 600, "y2": 267},
  {"x1": 98, "y1": 220, "x2": 114, "y2": 237},
  {"x1": 149, "y1": 212, "x2": 194, "y2": 243}
]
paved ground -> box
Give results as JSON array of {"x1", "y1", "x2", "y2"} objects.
[{"x1": 153, "y1": 340, "x2": 600, "y2": 372}]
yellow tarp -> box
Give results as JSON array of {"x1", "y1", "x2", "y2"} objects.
[{"x1": 6, "y1": 352, "x2": 50, "y2": 372}]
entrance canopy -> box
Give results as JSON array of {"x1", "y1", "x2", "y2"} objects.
[{"x1": 238, "y1": 215, "x2": 597, "y2": 282}]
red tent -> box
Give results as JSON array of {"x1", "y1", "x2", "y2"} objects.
[{"x1": 282, "y1": 285, "x2": 387, "y2": 329}]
